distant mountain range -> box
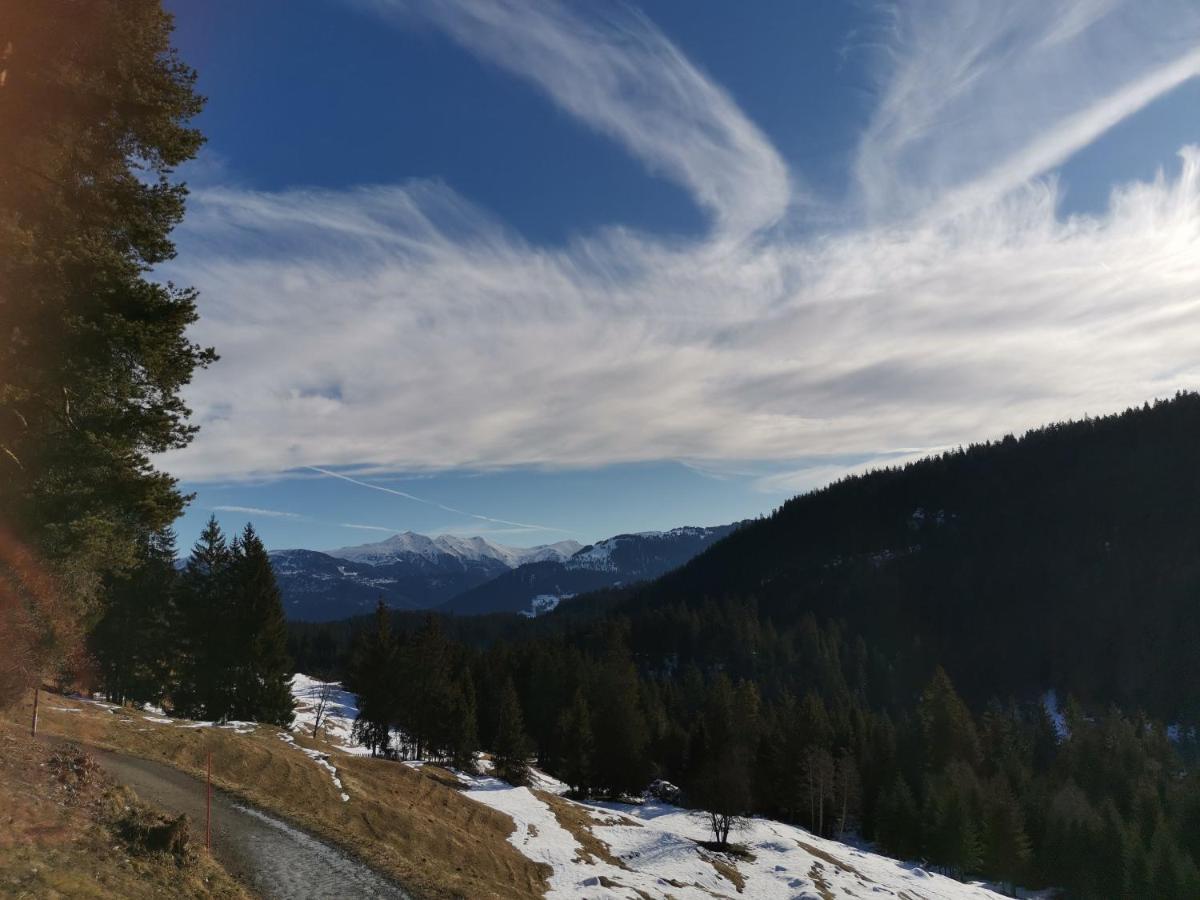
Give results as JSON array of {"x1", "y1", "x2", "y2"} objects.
[
  {"x1": 327, "y1": 532, "x2": 582, "y2": 569},
  {"x1": 438, "y1": 525, "x2": 740, "y2": 616},
  {"x1": 269, "y1": 525, "x2": 737, "y2": 621}
]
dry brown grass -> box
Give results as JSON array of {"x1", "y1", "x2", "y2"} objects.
[
  {"x1": 793, "y1": 837, "x2": 867, "y2": 880},
  {"x1": 7, "y1": 690, "x2": 550, "y2": 899},
  {"x1": 806, "y1": 862, "x2": 837, "y2": 900},
  {"x1": 536, "y1": 790, "x2": 630, "y2": 869},
  {"x1": 0, "y1": 717, "x2": 250, "y2": 899},
  {"x1": 699, "y1": 850, "x2": 746, "y2": 894}
]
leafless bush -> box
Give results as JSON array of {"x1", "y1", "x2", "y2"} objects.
[
  {"x1": 0, "y1": 525, "x2": 79, "y2": 708},
  {"x1": 312, "y1": 677, "x2": 337, "y2": 737}
]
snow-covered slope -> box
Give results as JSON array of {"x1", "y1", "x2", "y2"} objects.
[
  {"x1": 290, "y1": 673, "x2": 365, "y2": 753},
  {"x1": 461, "y1": 776, "x2": 1011, "y2": 900},
  {"x1": 291, "y1": 673, "x2": 1013, "y2": 900}
]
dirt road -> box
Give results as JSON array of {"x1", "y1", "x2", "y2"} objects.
[{"x1": 88, "y1": 746, "x2": 411, "y2": 899}]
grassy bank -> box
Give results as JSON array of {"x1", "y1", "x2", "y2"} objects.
[
  {"x1": 0, "y1": 713, "x2": 249, "y2": 899},
  {"x1": 4, "y1": 690, "x2": 548, "y2": 900}
]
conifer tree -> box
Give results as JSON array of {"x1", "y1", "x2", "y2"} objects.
[
  {"x1": 493, "y1": 677, "x2": 532, "y2": 786},
  {"x1": 173, "y1": 516, "x2": 232, "y2": 718},
  {"x1": 923, "y1": 770, "x2": 982, "y2": 877},
  {"x1": 919, "y1": 667, "x2": 980, "y2": 771},
  {"x1": 350, "y1": 600, "x2": 398, "y2": 757},
  {"x1": 229, "y1": 524, "x2": 293, "y2": 725},
  {"x1": 1091, "y1": 801, "x2": 1131, "y2": 898},
  {"x1": 798, "y1": 690, "x2": 833, "y2": 748},
  {"x1": 876, "y1": 775, "x2": 921, "y2": 860},
  {"x1": 400, "y1": 614, "x2": 453, "y2": 759},
  {"x1": 1124, "y1": 830, "x2": 1151, "y2": 898},
  {"x1": 90, "y1": 527, "x2": 178, "y2": 705},
  {"x1": 1042, "y1": 781, "x2": 1101, "y2": 893},
  {"x1": 556, "y1": 688, "x2": 595, "y2": 796},
  {"x1": 1, "y1": 1, "x2": 213, "y2": 688},
  {"x1": 981, "y1": 778, "x2": 1031, "y2": 889},
  {"x1": 590, "y1": 644, "x2": 649, "y2": 796},
  {"x1": 1149, "y1": 822, "x2": 1200, "y2": 899},
  {"x1": 447, "y1": 668, "x2": 479, "y2": 772}
]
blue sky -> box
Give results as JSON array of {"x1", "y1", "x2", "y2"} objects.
[{"x1": 161, "y1": 0, "x2": 1200, "y2": 552}]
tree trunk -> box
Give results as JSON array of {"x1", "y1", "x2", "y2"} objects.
[
  {"x1": 817, "y1": 768, "x2": 824, "y2": 836},
  {"x1": 808, "y1": 767, "x2": 815, "y2": 831}
]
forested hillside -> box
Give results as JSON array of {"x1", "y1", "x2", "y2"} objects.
[
  {"x1": 295, "y1": 395, "x2": 1200, "y2": 898},
  {"x1": 639, "y1": 392, "x2": 1200, "y2": 718}
]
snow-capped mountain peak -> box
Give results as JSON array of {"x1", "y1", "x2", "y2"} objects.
[
  {"x1": 269, "y1": 525, "x2": 737, "y2": 621},
  {"x1": 327, "y1": 531, "x2": 581, "y2": 568}
]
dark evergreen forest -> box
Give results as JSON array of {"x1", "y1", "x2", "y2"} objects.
[
  {"x1": 92, "y1": 515, "x2": 295, "y2": 726},
  {"x1": 291, "y1": 394, "x2": 1200, "y2": 897}
]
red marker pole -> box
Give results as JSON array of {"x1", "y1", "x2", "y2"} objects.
[
  {"x1": 206, "y1": 751, "x2": 212, "y2": 851},
  {"x1": 30, "y1": 687, "x2": 39, "y2": 737}
]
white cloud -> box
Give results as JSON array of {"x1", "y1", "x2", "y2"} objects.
[
  {"x1": 158, "y1": 1, "x2": 1200, "y2": 492},
  {"x1": 211, "y1": 505, "x2": 301, "y2": 519},
  {"x1": 358, "y1": 0, "x2": 791, "y2": 239},
  {"x1": 856, "y1": 0, "x2": 1200, "y2": 219}
]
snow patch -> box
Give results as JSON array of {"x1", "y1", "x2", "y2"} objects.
[
  {"x1": 277, "y1": 731, "x2": 350, "y2": 802},
  {"x1": 518, "y1": 593, "x2": 573, "y2": 618},
  {"x1": 290, "y1": 673, "x2": 374, "y2": 755},
  {"x1": 1042, "y1": 690, "x2": 1069, "y2": 738},
  {"x1": 457, "y1": 770, "x2": 1012, "y2": 900}
]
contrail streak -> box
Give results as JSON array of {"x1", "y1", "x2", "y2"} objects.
[{"x1": 306, "y1": 466, "x2": 573, "y2": 535}]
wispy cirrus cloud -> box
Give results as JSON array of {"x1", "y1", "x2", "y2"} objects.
[
  {"x1": 308, "y1": 467, "x2": 572, "y2": 534},
  {"x1": 338, "y1": 522, "x2": 401, "y2": 533},
  {"x1": 160, "y1": 0, "x2": 1200, "y2": 496},
  {"x1": 856, "y1": 0, "x2": 1200, "y2": 219},
  {"x1": 357, "y1": 0, "x2": 791, "y2": 239},
  {"x1": 211, "y1": 505, "x2": 302, "y2": 518}
]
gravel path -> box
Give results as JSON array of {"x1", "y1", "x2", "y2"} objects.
[{"x1": 88, "y1": 746, "x2": 410, "y2": 899}]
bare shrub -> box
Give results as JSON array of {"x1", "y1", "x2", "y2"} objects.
[{"x1": 0, "y1": 525, "x2": 80, "y2": 708}]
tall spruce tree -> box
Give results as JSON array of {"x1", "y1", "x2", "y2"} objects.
[
  {"x1": 981, "y1": 778, "x2": 1031, "y2": 889},
  {"x1": 229, "y1": 524, "x2": 293, "y2": 725},
  {"x1": 924, "y1": 764, "x2": 983, "y2": 877},
  {"x1": 493, "y1": 677, "x2": 531, "y2": 786},
  {"x1": 919, "y1": 668, "x2": 980, "y2": 772},
  {"x1": 447, "y1": 669, "x2": 479, "y2": 772},
  {"x1": 556, "y1": 688, "x2": 595, "y2": 796},
  {"x1": 400, "y1": 614, "x2": 452, "y2": 759},
  {"x1": 173, "y1": 516, "x2": 232, "y2": 718},
  {"x1": 589, "y1": 643, "x2": 649, "y2": 797},
  {"x1": 876, "y1": 775, "x2": 921, "y2": 860},
  {"x1": 0, "y1": 1, "x2": 213, "y2": 690},
  {"x1": 90, "y1": 527, "x2": 178, "y2": 705},
  {"x1": 350, "y1": 600, "x2": 397, "y2": 757}
]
